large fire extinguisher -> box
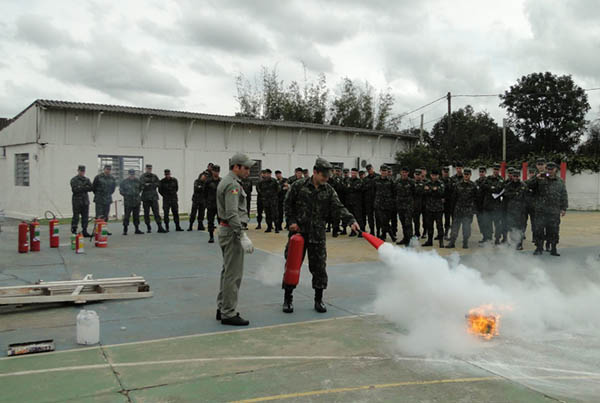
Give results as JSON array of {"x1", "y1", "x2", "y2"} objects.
[
  {"x1": 283, "y1": 233, "x2": 305, "y2": 287},
  {"x1": 49, "y1": 218, "x2": 59, "y2": 248},
  {"x1": 75, "y1": 233, "x2": 85, "y2": 254},
  {"x1": 29, "y1": 218, "x2": 41, "y2": 252},
  {"x1": 18, "y1": 221, "x2": 29, "y2": 253},
  {"x1": 94, "y1": 218, "x2": 108, "y2": 248}
]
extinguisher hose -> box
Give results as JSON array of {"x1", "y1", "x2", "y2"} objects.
[{"x1": 44, "y1": 210, "x2": 57, "y2": 220}]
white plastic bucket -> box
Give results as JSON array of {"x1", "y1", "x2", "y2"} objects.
[{"x1": 76, "y1": 309, "x2": 99, "y2": 345}]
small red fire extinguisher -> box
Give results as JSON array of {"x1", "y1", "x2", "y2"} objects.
[
  {"x1": 283, "y1": 233, "x2": 305, "y2": 287},
  {"x1": 18, "y1": 221, "x2": 29, "y2": 253},
  {"x1": 49, "y1": 218, "x2": 59, "y2": 248},
  {"x1": 29, "y1": 218, "x2": 41, "y2": 252},
  {"x1": 94, "y1": 218, "x2": 108, "y2": 248},
  {"x1": 75, "y1": 233, "x2": 85, "y2": 254}
]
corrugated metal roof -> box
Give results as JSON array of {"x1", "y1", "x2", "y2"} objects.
[{"x1": 31, "y1": 99, "x2": 416, "y2": 139}]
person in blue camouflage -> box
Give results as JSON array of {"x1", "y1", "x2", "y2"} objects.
[
  {"x1": 283, "y1": 158, "x2": 359, "y2": 314},
  {"x1": 528, "y1": 162, "x2": 568, "y2": 256}
]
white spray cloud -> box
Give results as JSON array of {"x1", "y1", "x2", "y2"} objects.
[{"x1": 373, "y1": 243, "x2": 600, "y2": 356}]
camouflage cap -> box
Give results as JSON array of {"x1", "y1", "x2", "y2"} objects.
[
  {"x1": 359, "y1": 170, "x2": 365, "y2": 174},
  {"x1": 431, "y1": 168, "x2": 440, "y2": 175},
  {"x1": 351, "y1": 167, "x2": 358, "y2": 172},
  {"x1": 104, "y1": 165, "x2": 112, "y2": 170},
  {"x1": 365, "y1": 163, "x2": 373, "y2": 169},
  {"x1": 400, "y1": 166, "x2": 409, "y2": 172},
  {"x1": 455, "y1": 161, "x2": 464, "y2": 167},
  {"x1": 314, "y1": 157, "x2": 332, "y2": 171},
  {"x1": 295, "y1": 167, "x2": 303, "y2": 172},
  {"x1": 528, "y1": 166, "x2": 537, "y2": 173},
  {"x1": 546, "y1": 161, "x2": 557, "y2": 169},
  {"x1": 442, "y1": 167, "x2": 450, "y2": 172},
  {"x1": 128, "y1": 169, "x2": 136, "y2": 175},
  {"x1": 78, "y1": 165, "x2": 86, "y2": 171},
  {"x1": 464, "y1": 168, "x2": 472, "y2": 174},
  {"x1": 275, "y1": 170, "x2": 281, "y2": 174},
  {"x1": 231, "y1": 153, "x2": 255, "y2": 168},
  {"x1": 414, "y1": 168, "x2": 422, "y2": 174},
  {"x1": 264, "y1": 168, "x2": 272, "y2": 173},
  {"x1": 302, "y1": 169, "x2": 309, "y2": 173},
  {"x1": 145, "y1": 164, "x2": 152, "y2": 169},
  {"x1": 380, "y1": 164, "x2": 389, "y2": 171},
  {"x1": 479, "y1": 166, "x2": 487, "y2": 172},
  {"x1": 212, "y1": 164, "x2": 221, "y2": 172},
  {"x1": 493, "y1": 164, "x2": 501, "y2": 169},
  {"x1": 342, "y1": 168, "x2": 349, "y2": 173},
  {"x1": 536, "y1": 158, "x2": 546, "y2": 164},
  {"x1": 164, "y1": 169, "x2": 171, "y2": 174}
]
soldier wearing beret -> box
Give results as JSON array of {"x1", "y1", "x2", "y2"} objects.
[
  {"x1": 159, "y1": 169, "x2": 183, "y2": 232},
  {"x1": 119, "y1": 169, "x2": 144, "y2": 235},
  {"x1": 70, "y1": 165, "x2": 93, "y2": 236},
  {"x1": 283, "y1": 158, "x2": 359, "y2": 314}
]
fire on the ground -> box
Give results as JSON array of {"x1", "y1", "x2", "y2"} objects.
[{"x1": 466, "y1": 304, "x2": 510, "y2": 340}]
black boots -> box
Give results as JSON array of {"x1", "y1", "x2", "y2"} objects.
[
  {"x1": 175, "y1": 224, "x2": 184, "y2": 232},
  {"x1": 550, "y1": 243, "x2": 560, "y2": 256},
  {"x1": 221, "y1": 313, "x2": 249, "y2": 326},
  {"x1": 265, "y1": 225, "x2": 272, "y2": 233},
  {"x1": 439, "y1": 238, "x2": 444, "y2": 248},
  {"x1": 256, "y1": 222, "x2": 262, "y2": 230},
  {"x1": 314, "y1": 288, "x2": 327, "y2": 313},
  {"x1": 123, "y1": 226, "x2": 128, "y2": 236},
  {"x1": 208, "y1": 231, "x2": 214, "y2": 243},
  {"x1": 462, "y1": 241, "x2": 469, "y2": 249},
  {"x1": 165, "y1": 223, "x2": 170, "y2": 233},
  {"x1": 187, "y1": 224, "x2": 193, "y2": 231},
  {"x1": 533, "y1": 242, "x2": 543, "y2": 255},
  {"x1": 283, "y1": 287, "x2": 294, "y2": 313},
  {"x1": 134, "y1": 226, "x2": 144, "y2": 234},
  {"x1": 422, "y1": 236, "x2": 433, "y2": 247},
  {"x1": 147, "y1": 224, "x2": 152, "y2": 233},
  {"x1": 157, "y1": 224, "x2": 167, "y2": 233},
  {"x1": 82, "y1": 229, "x2": 91, "y2": 238},
  {"x1": 445, "y1": 241, "x2": 456, "y2": 248},
  {"x1": 349, "y1": 230, "x2": 357, "y2": 237},
  {"x1": 198, "y1": 223, "x2": 205, "y2": 231}
]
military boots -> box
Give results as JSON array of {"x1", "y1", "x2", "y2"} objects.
[{"x1": 134, "y1": 226, "x2": 144, "y2": 234}]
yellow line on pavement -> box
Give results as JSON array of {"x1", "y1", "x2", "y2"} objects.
[{"x1": 231, "y1": 375, "x2": 600, "y2": 402}]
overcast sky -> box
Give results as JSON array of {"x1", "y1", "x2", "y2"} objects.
[{"x1": 1, "y1": 0, "x2": 599, "y2": 131}]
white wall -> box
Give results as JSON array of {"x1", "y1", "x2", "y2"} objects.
[
  {"x1": 565, "y1": 170, "x2": 600, "y2": 210},
  {"x1": 0, "y1": 109, "x2": 413, "y2": 218}
]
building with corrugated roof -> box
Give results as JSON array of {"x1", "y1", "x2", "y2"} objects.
[{"x1": 0, "y1": 100, "x2": 417, "y2": 219}]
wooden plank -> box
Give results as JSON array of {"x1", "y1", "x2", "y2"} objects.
[
  {"x1": 0, "y1": 291, "x2": 153, "y2": 305},
  {"x1": 72, "y1": 274, "x2": 92, "y2": 296},
  {"x1": 0, "y1": 277, "x2": 146, "y2": 292}
]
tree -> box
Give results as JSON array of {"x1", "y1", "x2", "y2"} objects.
[
  {"x1": 500, "y1": 72, "x2": 590, "y2": 154},
  {"x1": 425, "y1": 105, "x2": 527, "y2": 164},
  {"x1": 578, "y1": 120, "x2": 600, "y2": 158},
  {"x1": 395, "y1": 143, "x2": 441, "y2": 173}
]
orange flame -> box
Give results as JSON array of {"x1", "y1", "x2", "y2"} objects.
[{"x1": 466, "y1": 304, "x2": 508, "y2": 340}]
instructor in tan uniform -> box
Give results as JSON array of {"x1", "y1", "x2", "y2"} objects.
[{"x1": 215, "y1": 153, "x2": 255, "y2": 326}]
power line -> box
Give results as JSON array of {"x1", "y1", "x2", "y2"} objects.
[
  {"x1": 400, "y1": 95, "x2": 446, "y2": 117},
  {"x1": 452, "y1": 86, "x2": 600, "y2": 98}
]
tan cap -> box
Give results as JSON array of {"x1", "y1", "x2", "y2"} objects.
[{"x1": 231, "y1": 153, "x2": 255, "y2": 168}]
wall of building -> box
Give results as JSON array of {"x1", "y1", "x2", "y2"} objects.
[
  {"x1": 565, "y1": 170, "x2": 600, "y2": 210},
  {"x1": 0, "y1": 109, "x2": 412, "y2": 218}
]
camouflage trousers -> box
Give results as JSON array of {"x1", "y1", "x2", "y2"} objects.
[
  {"x1": 364, "y1": 199, "x2": 376, "y2": 234},
  {"x1": 284, "y1": 235, "x2": 328, "y2": 289},
  {"x1": 347, "y1": 200, "x2": 364, "y2": 231},
  {"x1": 397, "y1": 208, "x2": 413, "y2": 240},
  {"x1": 261, "y1": 198, "x2": 278, "y2": 228},
  {"x1": 533, "y1": 212, "x2": 561, "y2": 244},
  {"x1": 481, "y1": 209, "x2": 504, "y2": 241},
  {"x1": 425, "y1": 211, "x2": 443, "y2": 239},
  {"x1": 505, "y1": 211, "x2": 526, "y2": 244},
  {"x1": 376, "y1": 208, "x2": 393, "y2": 236},
  {"x1": 450, "y1": 213, "x2": 473, "y2": 243}
]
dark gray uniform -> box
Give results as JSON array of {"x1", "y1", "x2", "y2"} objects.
[
  {"x1": 70, "y1": 174, "x2": 93, "y2": 234},
  {"x1": 159, "y1": 176, "x2": 181, "y2": 231},
  {"x1": 140, "y1": 172, "x2": 163, "y2": 231},
  {"x1": 92, "y1": 173, "x2": 116, "y2": 220},
  {"x1": 119, "y1": 176, "x2": 142, "y2": 231}
]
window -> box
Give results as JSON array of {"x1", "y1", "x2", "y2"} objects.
[
  {"x1": 330, "y1": 162, "x2": 344, "y2": 169},
  {"x1": 249, "y1": 159, "x2": 262, "y2": 184},
  {"x1": 97, "y1": 155, "x2": 143, "y2": 182},
  {"x1": 15, "y1": 153, "x2": 29, "y2": 186}
]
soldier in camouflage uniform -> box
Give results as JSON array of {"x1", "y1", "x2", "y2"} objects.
[
  {"x1": 480, "y1": 164, "x2": 505, "y2": 244},
  {"x1": 329, "y1": 167, "x2": 344, "y2": 236},
  {"x1": 503, "y1": 168, "x2": 528, "y2": 250},
  {"x1": 283, "y1": 158, "x2": 359, "y2": 314},
  {"x1": 475, "y1": 167, "x2": 490, "y2": 243},
  {"x1": 374, "y1": 165, "x2": 396, "y2": 241},
  {"x1": 119, "y1": 169, "x2": 144, "y2": 235},
  {"x1": 70, "y1": 165, "x2": 93, "y2": 236},
  {"x1": 446, "y1": 168, "x2": 477, "y2": 249},
  {"x1": 523, "y1": 165, "x2": 537, "y2": 242},
  {"x1": 275, "y1": 170, "x2": 288, "y2": 232},
  {"x1": 188, "y1": 172, "x2": 207, "y2": 231},
  {"x1": 422, "y1": 169, "x2": 445, "y2": 247},
  {"x1": 204, "y1": 165, "x2": 221, "y2": 243},
  {"x1": 92, "y1": 165, "x2": 116, "y2": 234},
  {"x1": 528, "y1": 162, "x2": 568, "y2": 256},
  {"x1": 394, "y1": 167, "x2": 414, "y2": 245},
  {"x1": 240, "y1": 175, "x2": 253, "y2": 225},
  {"x1": 288, "y1": 167, "x2": 304, "y2": 186},
  {"x1": 346, "y1": 168, "x2": 364, "y2": 237},
  {"x1": 140, "y1": 164, "x2": 166, "y2": 233},
  {"x1": 412, "y1": 169, "x2": 425, "y2": 238},
  {"x1": 441, "y1": 167, "x2": 453, "y2": 239},
  {"x1": 363, "y1": 164, "x2": 378, "y2": 236},
  {"x1": 159, "y1": 169, "x2": 183, "y2": 232},
  {"x1": 419, "y1": 167, "x2": 430, "y2": 239},
  {"x1": 255, "y1": 170, "x2": 267, "y2": 230},
  {"x1": 257, "y1": 168, "x2": 280, "y2": 233}
]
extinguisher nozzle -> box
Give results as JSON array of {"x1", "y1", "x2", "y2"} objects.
[{"x1": 361, "y1": 232, "x2": 385, "y2": 250}]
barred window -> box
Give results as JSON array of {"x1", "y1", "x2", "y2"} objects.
[
  {"x1": 15, "y1": 153, "x2": 29, "y2": 186},
  {"x1": 97, "y1": 155, "x2": 143, "y2": 182},
  {"x1": 249, "y1": 159, "x2": 262, "y2": 180}
]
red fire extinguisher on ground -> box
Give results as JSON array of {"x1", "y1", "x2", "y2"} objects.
[
  {"x1": 49, "y1": 218, "x2": 59, "y2": 248},
  {"x1": 94, "y1": 218, "x2": 108, "y2": 248},
  {"x1": 18, "y1": 221, "x2": 29, "y2": 253},
  {"x1": 283, "y1": 233, "x2": 305, "y2": 287},
  {"x1": 29, "y1": 218, "x2": 41, "y2": 252},
  {"x1": 75, "y1": 232, "x2": 85, "y2": 254}
]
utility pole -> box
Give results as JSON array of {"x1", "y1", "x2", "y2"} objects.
[
  {"x1": 419, "y1": 114, "x2": 424, "y2": 144},
  {"x1": 502, "y1": 118, "x2": 507, "y2": 161},
  {"x1": 446, "y1": 92, "x2": 451, "y2": 137}
]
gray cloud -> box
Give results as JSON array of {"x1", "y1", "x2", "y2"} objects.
[
  {"x1": 15, "y1": 14, "x2": 76, "y2": 48},
  {"x1": 46, "y1": 36, "x2": 189, "y2": 99}
]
